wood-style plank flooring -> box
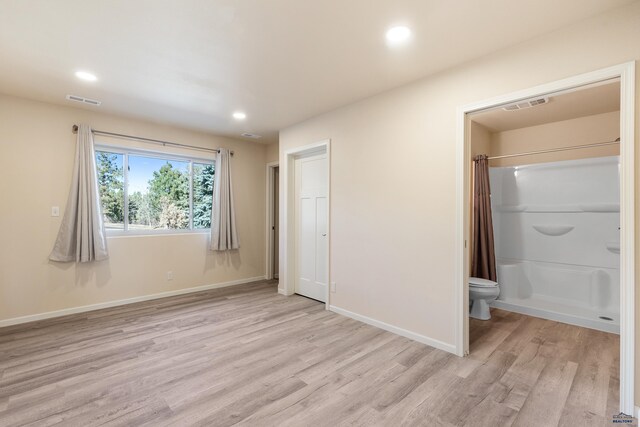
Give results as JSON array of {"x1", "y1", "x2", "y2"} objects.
[{"x1": 0, "y1": 280, "x2": 621, "y2": 426}]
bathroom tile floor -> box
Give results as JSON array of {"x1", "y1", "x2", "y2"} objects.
[{"x1": 0, "y1": 281, "x2": 622, "y2": 426}]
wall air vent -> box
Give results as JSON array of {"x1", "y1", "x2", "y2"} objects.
[
  {"x1": 502, "y1": 97, "x2": 549, "y2": 111},
  {"x1": 241, "y1": 133, "x2": 262, "y2": 139},
  {"x1": 65, "y1": 94, "x2": 102, "y2": 106}
]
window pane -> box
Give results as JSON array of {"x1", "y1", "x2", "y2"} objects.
[
  {"x1": 95, "y1": 151, "x2": 124, "y2": 230},
  {"x1": 193, "y1": 163, "x2": 215, "y2": 229},
  {"x1": 128, "y1": 155, "x2": 190, "y2": 230}
]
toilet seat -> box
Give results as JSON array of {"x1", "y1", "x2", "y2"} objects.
[{"x1": 469, "y1": 277, "x2": 498, "y2": 288}]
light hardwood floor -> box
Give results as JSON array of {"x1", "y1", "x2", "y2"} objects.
[{"x1": 0, "y1": 280, "x2": 621, "y2": 426}]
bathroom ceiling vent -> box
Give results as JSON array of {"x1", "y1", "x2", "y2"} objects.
[
  {"x1": 241, "y1": 132, "x2": 262, "y2": 139},
  {"x1": 65, "y1": 94, "x2": 101, "y2": 106},
  {"x1": 503, "y1": 97, "x2": 549, "y2": 111}
]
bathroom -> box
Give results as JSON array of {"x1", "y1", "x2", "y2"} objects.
[{"x1": 467, "y1": 80, "x2": 621, "y2": 334}]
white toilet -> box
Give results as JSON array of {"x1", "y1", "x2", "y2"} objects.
[{"x1": 469, "y1": 277, "x2": 500, "y2": 320}]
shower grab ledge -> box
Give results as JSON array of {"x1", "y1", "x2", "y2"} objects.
[
  {"x1": 495, "y1": 205, "x2": 527, "y2": 212},
  {"x1": 526, "y1": 205, "x2": 581, "y2": 213},
  {"x1": 532, "y1": 224, "x2": 575, "y2": 236},
  {"x1": 494, "y1": 203, "x2": 619, "y2": 213},
  {"x1": 578, "y1": 203, "x2": 619, "y2": 212}
]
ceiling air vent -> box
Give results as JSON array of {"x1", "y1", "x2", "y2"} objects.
[
  {"x1": 241, "y1": 133, "x2": 262, "y2": 139},
  {"x1": 65, "y1": 94, "x2": 101, "y2": 106},
  {"x1": 502, "y1": 97, "x2": 549, "y2": 111}
]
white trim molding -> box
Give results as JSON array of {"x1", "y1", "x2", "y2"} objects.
[
  {"x1": 265, "y1": 160, "x2": 280, "y2": 280},
  {"x1": 0, "y1": 276, "x2": 267, "y2": 328},
  {"x1": 330, "y1": 305, "x2": 457, "y2": 354},
  {"x1": 618, "y1": 62, "x2": 636, "y2": 417},
  {"x1": 455, "y1": 61, "x2": 635, "y2": 415}
]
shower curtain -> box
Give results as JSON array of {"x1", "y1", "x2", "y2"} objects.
[{"x1": 471, "y1": 155, "x2": 497, "y2": 281}]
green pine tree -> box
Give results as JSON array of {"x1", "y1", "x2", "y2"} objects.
[
  {"x1": 147, "y1": 163, "x2": 189, "y2": 228},
  {"x1": 193, "y1": 164, "x2": 214, "y2": 228},
  {"x1": 95, "y1": 152, "x2": 124, "y2": 224}
]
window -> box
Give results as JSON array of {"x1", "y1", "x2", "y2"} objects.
[{"x1": 95, "y1": 147, "x2": 214, "y2": 233}]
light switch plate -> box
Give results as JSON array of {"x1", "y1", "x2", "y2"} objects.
[{"x1": 51, "y1": 206, "x2": 60, "y2": 217}]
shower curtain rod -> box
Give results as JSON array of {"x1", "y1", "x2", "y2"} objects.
[
  {"x1": 71, "y1": 125, "x2": 233, "y2": 155},
  {"x1": 487, "y1": 138, "x2": 620, "y2": 160}
]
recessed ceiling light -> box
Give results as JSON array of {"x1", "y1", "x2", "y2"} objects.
[
  {"x1": 233, "y1": 111, "x2": 247, "y2": 120},
  {"x1": 75, "y1": 71, "x2": 97, "y2": 82},
  {"x1": 386, "y1": 26, "x2": 411, "y2": 45}
]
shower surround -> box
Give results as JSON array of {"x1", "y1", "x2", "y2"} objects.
[{"x1": 489, "y1": 156, "x2": 620, "y2": 333}]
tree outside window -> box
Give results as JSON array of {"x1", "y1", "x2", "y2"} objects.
[{"x1": 95, "y1": 149, "x2": 214, "y2": 232}]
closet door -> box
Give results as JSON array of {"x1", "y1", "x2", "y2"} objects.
[{"x1": 294, "y1": 153, "x2": 328, "y2": 302}]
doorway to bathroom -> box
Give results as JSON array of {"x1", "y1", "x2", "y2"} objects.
[
  {"x1": 455, "y1": 63, "x2": 635, "y2": 414},
  {"x1": 471, "y1": 83, "x2": 621, "y2": 333}
]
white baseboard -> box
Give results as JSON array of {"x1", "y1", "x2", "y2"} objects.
[
  {"x1": 0, "y1": 275, "x2": 267, "y2": 328},
  {"x1": 329, "y1": 305, "x2": 457, "y2": 354}
]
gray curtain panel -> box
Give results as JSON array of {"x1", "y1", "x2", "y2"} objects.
[
  {"x1": 49, "y1": 124, "x2": 109, "y2": 262},
  {"x1": 471, "y1": 155, "x2": 497, "y2": 281},
  {"x1": 210, "y1": 148, "x2": 240, "y2": 250}
]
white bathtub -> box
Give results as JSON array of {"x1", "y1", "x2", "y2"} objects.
[
  {"x1": 489, "y1": 157, "x2": 620, "y2": 334},
  {"x1": 492, "y1": 260, "x2": 619, "y2": 333}
]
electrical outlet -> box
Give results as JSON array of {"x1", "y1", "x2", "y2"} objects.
[
  {"x1": 330, "y1": 282, "x2": 336, "y2": 293},
  {"x1": 167, "y1": 271, "x2": 173, "y2": 281},
  {"x1": 51, "y1": 206, "x2": 60, "y2": 217}
]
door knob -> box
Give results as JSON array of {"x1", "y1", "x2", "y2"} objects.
[{"x1": 322, "y1": 233, "x2": 327, "y2": 236}]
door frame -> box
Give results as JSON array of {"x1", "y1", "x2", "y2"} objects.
[
  {"x1": 455, "y1": 62, "x2": 635, "y2": 414},
  {"x1": 280, "y1": 139, "x2": 331, "y2": 308},
  {"x1": 265, "y1": 161, "x2": 279, "y2": 280}
]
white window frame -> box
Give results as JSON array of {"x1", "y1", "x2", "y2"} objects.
[{"x1": 94, "y1": 143, "x2": 215, "y2": 236}]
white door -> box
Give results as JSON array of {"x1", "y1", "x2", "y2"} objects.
[{"x1": 294, "y1": 153, "x2": 328, "y2": 302}]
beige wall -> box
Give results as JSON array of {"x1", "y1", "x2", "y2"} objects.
[
  {"x1": 0, "y1": 94, "x2": 268, "y2": 322},
  {"x1": 489, "y1": 111, "x2": 620, "y2": 167},
  {"x1": 266, "y1": 142, "x2": 279, "y2": 164},
  {"x1": 470, "y1": 121, "x2": 492, "y2": 159},
  {"x1": 279, "y1": 2, "x2": 640, "y2": 401}
]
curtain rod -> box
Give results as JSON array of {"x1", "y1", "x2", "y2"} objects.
[
  {"x1": 486, "y1": 138, "x2": 620, "y2": 160},
  {"x1": 72, "y1": 125, "x2": 233, "y2": 155}
]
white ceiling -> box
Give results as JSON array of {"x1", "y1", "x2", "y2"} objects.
[
  {"x1": 0, "y1": 0, "x2": 634, "y2": 143},
  {"x1": 471, "y1": 80, "x2": 621, "y2": 132}
]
